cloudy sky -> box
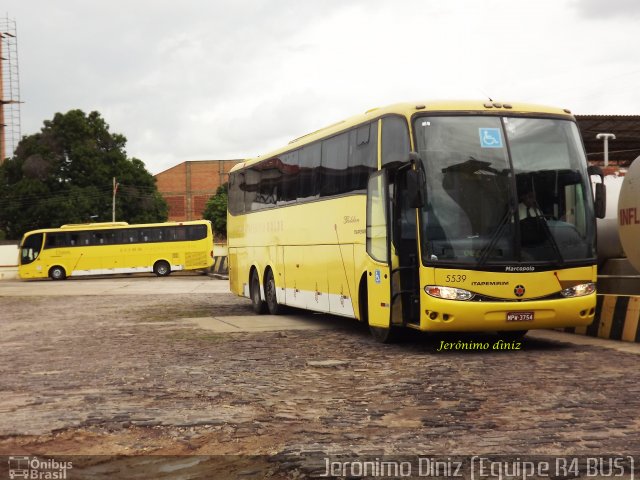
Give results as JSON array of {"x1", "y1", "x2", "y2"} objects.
[{"x1": 3, "y1": 0, "x2": 640, "y2": 174}]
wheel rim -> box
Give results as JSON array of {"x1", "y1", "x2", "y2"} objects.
[{"x1": 156, "y1": 262, "x2": 169, "y2": 275}]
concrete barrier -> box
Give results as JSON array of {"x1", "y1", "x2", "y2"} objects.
[
  {"x1": 208, "y1": 243, "x2": 228, "y2": 278},
  {"x1": 564, "y1": 294, "x2": 640, "y2": 342},
  {"x1": 0, "y1": 244, "x2": 18, "y2": 280},
  {"x1": 211, "y1": 256, "x2": 228, "y2": 277}
]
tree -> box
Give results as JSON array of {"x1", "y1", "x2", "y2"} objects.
[
  {"x1": 0, "y1": 110, "x2": 167, "y2": 239},
  {"x1": 203, "y1": 183, "x2": 227, "y2": 240}
]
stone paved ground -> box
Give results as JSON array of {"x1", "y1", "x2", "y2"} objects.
[{"x1": 1, "y1": 281, "x2": 639, "y2": 478}]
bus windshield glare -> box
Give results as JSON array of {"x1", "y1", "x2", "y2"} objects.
[{"x1": 414, "y1": 116, "x2": 596, "y2": 267}]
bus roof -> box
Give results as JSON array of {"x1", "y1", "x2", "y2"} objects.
[
  {"x1": 21, "y1": 220, "x2": 211, "y2": 236},
  {"x1": 230, "y1": 100, "x2": 575, "y2": 173}
]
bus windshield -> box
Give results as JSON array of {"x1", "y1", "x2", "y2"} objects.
[{"x1": 414, "y1": 116, "x2": 596, "y2": 267}]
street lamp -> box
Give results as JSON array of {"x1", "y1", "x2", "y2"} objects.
[{"x1": 596, "y1": 133, "x2": 616, "y2": 167}]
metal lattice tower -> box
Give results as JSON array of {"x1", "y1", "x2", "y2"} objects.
[{"x1": 1, "y1": 15, "x2": 21, "y2": 162}]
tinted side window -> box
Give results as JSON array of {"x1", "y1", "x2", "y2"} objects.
[
  {"x1": 171, "y1": 226, "x2": 187, "y2": 241},
  {"x1": 298, "y1": 143, "x2": 321, "y2": 201},
  {"x1": 69, "y1": 231, "x2": 91, "y2": 246},
  {"x1": 149, "y1": 227, "x2": 166, "y2": 242},
  {"x1": 349, "y1": 122, "x2": 378, "y2": 191},
  {"x1": 188, "y1": 225, "x2": 207, "y2": 240},
  {"x1": 256, "y1": 159, "x2": 280, "y2": 209},
  {"x1": 44, "y1": 232, "x2": 67, "y2": 249},
  {"x1": 278, "y1": 151, "x2": 299, "y2": 204},
  {"x1": 244, "y1": 167, "x2": 262, "y2": 211},
  {"x1": 382, "y1": 116, "x2": 410, "y2": 166},
  {"x1": 321, "y1": 132, "x2": 350, "y2": 196},
  {"x1": 228, "y1": 172, "x2": 245, "y2": 215},
  {"x1": 96, "y1": 230, "x2": 118, "y2": 245}
]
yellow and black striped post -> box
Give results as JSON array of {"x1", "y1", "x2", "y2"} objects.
[{"x1": 565, "y1": 295, "x2": 640, "y2": 342}]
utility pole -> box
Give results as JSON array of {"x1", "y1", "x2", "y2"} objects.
[
  {"x1": 596, "y1": 133, "x2": 616, "y2": 167},
  {"x1": 112, "y1": 177, "x2": 118, "y2": 222}
]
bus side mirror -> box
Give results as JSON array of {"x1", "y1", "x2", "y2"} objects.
[
  {"x1": 594, "y1": 182, "x2": 606, "y2": 219},
  {"x1": 406, "y1": 168, "x2": 425, "y2": 208}
]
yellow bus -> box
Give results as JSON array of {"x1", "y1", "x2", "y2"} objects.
[
  {"x1": 227, "y1": 101, "x2": 606, "y2": 342},
  {"x1": 18, "y1": 220, "x2": 214, "y2": 280}
]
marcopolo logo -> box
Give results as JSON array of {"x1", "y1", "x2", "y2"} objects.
[{"x1": 8, "y1": 456, "x2": 73, "y2": 479}]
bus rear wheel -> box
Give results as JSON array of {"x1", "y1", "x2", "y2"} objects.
[
  {"x1": 153, "y1": 260, "x2": 171, "y2": 277},
  {"x1": 49, "y1": 266, "x2": 67, "y2": 281},
  {"x1": 250, "y1": 270, "x2": 267, "y2": 314},
  {"x1": 264, "y1": 269, "x2": 282, "y2": 315}
]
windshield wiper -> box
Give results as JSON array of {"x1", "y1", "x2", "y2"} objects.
[
  {"x1": 537, "y1": 215, "x2": 565, "y2": 265},
  {"x1": 477, "y1": 204, "x2": 515, "y2": 267}
]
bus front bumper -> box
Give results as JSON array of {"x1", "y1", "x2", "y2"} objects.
[{"x1": 418, "y1": 293, "x2": 596, "y2": 332}]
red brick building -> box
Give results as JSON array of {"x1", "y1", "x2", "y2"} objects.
[{"x1": 155, "y1": 160, "x2": 241, "y2": 221}]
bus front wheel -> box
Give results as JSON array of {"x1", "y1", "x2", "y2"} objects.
[
  {"x1": 153, "y1": 260, "x2": 171, "y2": 277},
  {"x1": 497, "y1": 330, "x2": 528, "y2": 341},
  {"x1": 250, "y1": 270, "x2": 267, "y2": 314},
  {"x1": 369, "y1": 325, "x2": 399, "y2": 344},
  {"x1": 49, "y1": 266, "x2": 67, "y2": 281}
]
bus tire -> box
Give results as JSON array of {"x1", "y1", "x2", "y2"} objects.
[
  {"x1": 497, "y1": 330, "x2": 528, "y2": 341},
  {"x1": 369, "y1": 325, "x2": 399, "y2": 343},
  {"x1": 49, "y1": 266, "x2": 67, "y2": 281},
  {"x1": 250, "y1": 270, "x2": 267, "y2": 314},
  {"x1": 153, "y1": 260, "x2": 171, "y2": 277},
  {"x1": 264, "y1": 269, "x2": 282, "y2": 315}
]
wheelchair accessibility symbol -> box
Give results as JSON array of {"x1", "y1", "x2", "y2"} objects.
[{"x1": 479, "y1": 128, "x2": 503, "y2": 148}]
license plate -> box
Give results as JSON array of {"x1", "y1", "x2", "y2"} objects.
[{"x1": 507, "y1": 311, "x2": 534, "y2": 322}]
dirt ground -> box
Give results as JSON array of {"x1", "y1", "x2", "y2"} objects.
[{"x1": 1, "y1": 279, "x2": 640, "y2": 478}]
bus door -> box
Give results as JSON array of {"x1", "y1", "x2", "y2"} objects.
[
  {"x1": 391, "y1": 165, "x2": 421, "y2": 326},
  {"x1": 365, "y1": 171, "x2": 404, "y2": 331}
]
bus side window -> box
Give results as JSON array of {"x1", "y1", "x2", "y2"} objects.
[
  {"x1": 188, "y1": 225, "x2": 207, "y2": 241},
  {"x1": 244, "y1": 167, "x2": 261, "y2": 211},
  {"x1": 278, "y1": 151, "x2": 299, "y2": 204},
  {"x1": 228, "y1": 172, "x2": 245, "y2": 215},
  {"x1": 150, "y1": 227, "x2": 163, "y2": 242},
  {"x1": 79, "y1": 232, "x2": 90, "y2": 245},
  {"x1": 45, "y1": 232, "x2": 64, "y2": 249},
  {"x1": 256, "y1": 160, "x2": 279, "y2": 208},
  {"x1": 382, "y1": 116, "x2": 410, "y2": 166},
  {"x1": 349, "y1": 122, "x2": 378, "y2": 192},
  {"x1": 321, "y1": 132, "x2": 349, "y2": 197},
  {"x1": 298, "y1": 143, "x2": 321, "y2": 201},
  {"x1": 174, "y1": 227, "x2": 186, "y2": 241}
]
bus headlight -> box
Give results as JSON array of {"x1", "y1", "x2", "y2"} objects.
[
  {"x1": 560, "y1": 282, "x2": 596, "y2": 298},
  {"x1": 425, "y1": 285, "x2": 475, "y2": 301}
]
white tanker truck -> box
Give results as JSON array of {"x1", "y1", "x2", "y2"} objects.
[{"x1": 597, "y1": 157, "x2": 640, "y2": 294}]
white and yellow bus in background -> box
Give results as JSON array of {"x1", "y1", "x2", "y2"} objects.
[
  {"x1": 227, "y1": 101, "x2": 606, "y2": 342},
  {"x1": 18, "y1": 220, "x2": 214, "y2": 280}
]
